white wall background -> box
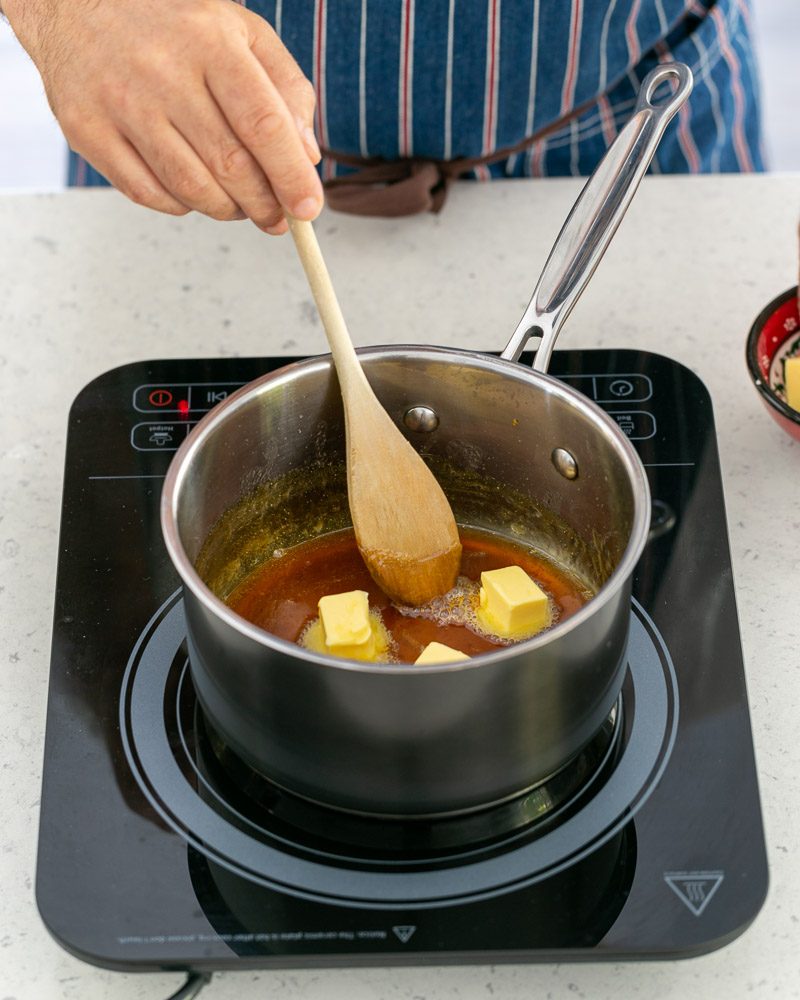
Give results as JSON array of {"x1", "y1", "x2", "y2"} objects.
[{"x1": 0, "y1": 2, "x2": 798, "y2": 190}]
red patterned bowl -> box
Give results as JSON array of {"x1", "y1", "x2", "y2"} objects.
[{"x1": 746, "y1": 286, "x2": 800, "y2": 442}]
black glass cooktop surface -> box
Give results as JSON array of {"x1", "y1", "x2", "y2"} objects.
[{"x1": 35, "y1": 350, "x2": 767, "y2": 972}]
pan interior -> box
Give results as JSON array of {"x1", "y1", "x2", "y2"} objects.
[
  {"x1": 195, "y1": 459, "x2": 605, "y2": 606},
  {"x1": 177, "y1": 351, "x2": 639, "y2": 619}
]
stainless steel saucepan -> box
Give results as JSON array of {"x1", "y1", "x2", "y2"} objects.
[{"x1": 161, "y1": 63, "x2": 692, "y2": 817}]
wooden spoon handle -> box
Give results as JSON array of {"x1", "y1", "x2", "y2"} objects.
[
  {"x1": 288, "y1": 217, "x2": 368, "y2": 396},
  {"x1": 287, "y1": 217, "x2": 461, "y2": 606}
]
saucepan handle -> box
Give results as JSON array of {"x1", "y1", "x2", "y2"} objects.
[{"x1": 501, "y1": 61, "x2": 693, "y2": 373}]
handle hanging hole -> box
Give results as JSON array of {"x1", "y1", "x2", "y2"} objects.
[
  {"x1": 648, "y1": 76, "x2": 678, "y2": 107},
  {"x1": 641, "y1": 64, "x2": 691, "y2": 109}
]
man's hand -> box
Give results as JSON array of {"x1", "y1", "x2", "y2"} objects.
[{"x1": 4, "y1": 0, "x2": 323, "y2": 233}]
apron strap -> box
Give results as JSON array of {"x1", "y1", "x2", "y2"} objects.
[{"x1": 321, "y1": 93, "x2": 599, "y2": 217}]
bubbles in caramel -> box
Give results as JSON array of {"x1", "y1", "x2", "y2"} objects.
[{"x1": 225, "y1": 526, "x2": 593, "y2": 664}]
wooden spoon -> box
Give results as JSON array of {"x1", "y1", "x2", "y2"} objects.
[{"x1": 288, "y1": 217, "x2": 461, "y2": 606}]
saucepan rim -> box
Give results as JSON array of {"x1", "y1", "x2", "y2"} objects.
[{"x1": 160, "y1": 344, "x2": 651, "y2": 674}]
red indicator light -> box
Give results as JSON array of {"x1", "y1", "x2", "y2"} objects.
[{"x1": 178, "y1": 399, "x2": 190, "y2": 415}]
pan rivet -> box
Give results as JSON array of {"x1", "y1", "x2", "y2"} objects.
[
  {"x1": 552, "y1": 448, "x2": 579, "y2": 480},
  {"x1": 404, "y1": 405, "x2": 440, "y2": 433}
]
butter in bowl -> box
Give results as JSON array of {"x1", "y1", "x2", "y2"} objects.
[{"x1": 746, "y1": 285, "x2": 800, "y2": 442}]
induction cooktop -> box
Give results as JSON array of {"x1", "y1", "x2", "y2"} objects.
[{"x1": 35, "y1": 349, "x2": 768, "y2": 979}]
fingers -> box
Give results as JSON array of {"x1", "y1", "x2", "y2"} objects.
[
  {"x1": 67, "y1": 126, "x2": 190, "y2": 217},
  {"x1": 205, "y1": 44, "x2": 324, "y2": 222},
  {"x1": 165, "y1": 95, "x2": 289, "y2": 232},
  {"x1": 70, "y1": 76, "x2": 314, "y2": 234},
  {"x1": 119, "y1": 117, "x2": 248, "y2": 221}
]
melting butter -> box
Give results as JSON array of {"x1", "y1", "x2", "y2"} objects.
[
  {"x1": 476, "y1": 566, "x2": 550, "y2": 639},
  {"x1": 300, "y1": 589, "x2": 392, "y2": 662},
  {"x1": 414, "y1": 642, "x2": 471, "y2": 665}
]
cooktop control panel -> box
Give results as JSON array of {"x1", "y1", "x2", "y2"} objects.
[
  {"x1": 130, "y1": 381, "x2": 245, "y2": 451},
  {"x1": 126, "y1": 356, "x2": 657, "y2": 455}
]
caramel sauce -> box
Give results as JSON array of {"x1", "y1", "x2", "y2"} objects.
[{"x1": 227, "y1": 527, "x2": 592, "y2": 664}]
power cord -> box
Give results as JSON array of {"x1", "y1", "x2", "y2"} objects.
[{"x1": 164, "y1": 971, "x2": 213, "y2": 1000}]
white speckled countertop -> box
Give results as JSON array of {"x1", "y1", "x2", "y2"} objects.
[{"x1": 1, "y1": 175, "x2": 799, "y2": 1000}]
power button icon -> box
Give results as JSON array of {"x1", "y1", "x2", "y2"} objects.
[{"x1": 148, "y1": 388, "x2": 174, "y2": 407}]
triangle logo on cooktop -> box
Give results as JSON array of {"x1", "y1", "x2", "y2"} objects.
[
  {"x1": 663, "y1": 870, "x2": 725, "y2": 916},
  {"x1": 392, "y1": 925, "x2": 417, "y2": 944}
]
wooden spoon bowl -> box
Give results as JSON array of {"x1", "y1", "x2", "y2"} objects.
[{"x1": 288, "y1": 217, "x2": 461, "y2": 605}]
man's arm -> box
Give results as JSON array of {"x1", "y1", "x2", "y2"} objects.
[{"x1": 2, "y1": 0, "x2": 323, "y2": 233}]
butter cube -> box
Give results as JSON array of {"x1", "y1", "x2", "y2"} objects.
[
  {"x1": 476, "y1": 566, "x2": 549, "y2": 639},
  {"x1": 414, "y1": 642, "x2": 470, "y2": 665},
  {"x1": 786, "y1": 356, "x2": 800, "y2": 411},
  {"x1": 318, "y1": 590, "x2": 374, "y2": 657}
]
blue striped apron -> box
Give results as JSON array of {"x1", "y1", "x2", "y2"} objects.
[{"x1": 69, "y1": 0, "x2": 764, "y2": 195}]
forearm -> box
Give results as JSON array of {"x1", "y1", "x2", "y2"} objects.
[
  {"x1": 2, "y1": 0, "x2": 46, "y2": 40},
  {"x1": 2, "y1": 0, "x2": 61, "y2": 72}
]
